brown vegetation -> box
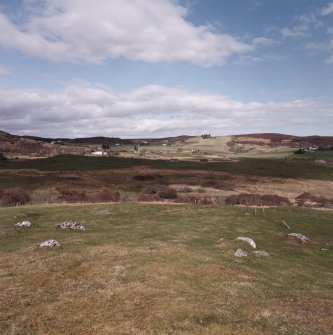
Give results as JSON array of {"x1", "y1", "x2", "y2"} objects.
[
  {"x1": 295, "y1": 192, "x2": 333, "y2": 208},
  {"x1": 0, "y1": 188, "x2": 31, "y2": 207},
  {"x1": 0, "y1": 132, "x2": 85, "y2": 157},
  {"x1": 225, "y1": 193, "x2": 291, "y2": 206}
]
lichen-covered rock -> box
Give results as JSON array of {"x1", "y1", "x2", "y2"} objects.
[
  {"x1": 253, "y1": 250, "x2": 269, "y2": 257},
  {"x1": 235, "y1": 236, "x2": 256, "y2": 249},
  {"x1": 15, "y1": 221, "x2": 32, "y2": 227},
  {"x1": 57, "y1": 220, "x2": 85, "y2": 230},
  {"x1": 38, "y1": 240, "x2": 60, "y2": 248},
  {"x1": 234, "y1": 248, "x2": 248, "y2": 257},
  {"x1": 288, "y1": 233, "x2": 310, "y2": 244}
]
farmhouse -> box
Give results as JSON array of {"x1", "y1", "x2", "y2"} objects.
[{"x1": 91, "y1": 151, "x2": 106, "y2": 156}]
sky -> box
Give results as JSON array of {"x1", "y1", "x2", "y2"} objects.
[{"x1": 0, "y1": 0, "x2": 332, "y2": 138}]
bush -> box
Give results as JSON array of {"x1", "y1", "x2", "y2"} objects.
[
  {"x1": 137, "y1": 193, "x2": 160, "y2": 202},
  {"x1": 225, "y1": 193, "x2": 291, "y2": 206},
  {"x1": 134, "y1": 175, "x2": 156, "y2": 181},
  {"x1": 158, "y1": 176, "x2": 170, "y2": 185},
  {"x1": 142, "y1": 185, "x2": 163, "y2": 194},
  {"x1": 31, "y1": 188, "x2": 60, "y2": 204},
  {"x1": 295, "y1": 192, "x2": 333, "y2": 208},
  {"x1": 94, "y1": 190, "x2": 120, "y2": 202},
  {"x1": 201, "y1": 180, "x2": 217, "y2": 187},
  {"x1": 0, "y1": 188, "x2": 31, "y2": 207},
  {"x1": 158, "y1": 188, "x2": 178, "y2": 199},
  {"x1": 59, "y1": 190, "x2": 87, "y2": 203}
]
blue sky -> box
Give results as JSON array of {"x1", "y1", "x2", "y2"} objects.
[{"x1": 0, "y1": 0, "x2": 332, "y2": 137}]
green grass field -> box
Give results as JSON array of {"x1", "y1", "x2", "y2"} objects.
[
  {"x1": 1, "y1": 154, "x2": 332, "y2": 180},
  {"x1": 0, "y1": 204, "x2": 332, "y2": 334}
]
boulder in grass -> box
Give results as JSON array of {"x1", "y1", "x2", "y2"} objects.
[
  {"x1": 38, "y1": 240, "x2": 60, "y2": 248},
  {"x1": 15, "y1": 221, "x2": 32, "y2": 227},
  {"x1": 235, "y1": 236, "x2": 256, "y2": 249},
  {"x1": 288, "y1": 233, "x2": 310, "y2": 244},
  {"x1": 57, "y1": 220, "x2": 85, "y2": 231},
  {"x1": 253, "y1": 250, "x2": 270, "y2": 257},
  {"x1": 234, "y1": 248, "x2": 247, "y2": 257}
]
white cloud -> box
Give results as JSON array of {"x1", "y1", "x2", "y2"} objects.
[
  {"x1": 281, "y1": 26, "x2": 309, "y2": 39},
  {"x1": 321, "y1": 2, "x2": 333, "y2": 16},
  {"x1": 281, "y1": 25, "x2": 309, "y2": 38},
  {"x1": 0, "y1": 0, "x2": 253, "y2": 66},
  {"x1": 0, "y1": 83, "x2": 331, "y2": 137},
  {"x1": 252, "y1": 37, "x2": 277, "y2": 47},
  {"x1": 281, "y1": 12, "x2": 322, "y2": 39},
  {"x1": 0, "y1": 64, "x2": 10, "y2": 75},
  {"x1": 305, "y1": 42, "x2": 331, "y2": 50}
]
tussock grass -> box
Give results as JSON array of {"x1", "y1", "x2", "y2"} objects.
[{"x1": 0, "y1": 204, "x2": 332, "y2": 334}]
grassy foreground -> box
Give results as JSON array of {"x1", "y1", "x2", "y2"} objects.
[{"x1": 0, "y1": 204, "x2": 332, "y2": 334}]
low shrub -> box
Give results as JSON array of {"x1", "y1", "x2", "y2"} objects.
[
  {"x1": 0, "y1": 188, "x2": 31, "y2": 207},
  {"x1": 201, "y1": 180, "x2": 217, "y2": 187},
  {"x1": 134, "y1": 175, "x2": 156, "y2": 181},
  {"x1": 137, "y1": 193, "x2": 160, "y2": 202},
  {"x1": 158, "y1": 187, "x2": 178, "y2": 199},
  {"x1": 157, "y1": 176, "x2": 170, "y2": 185},
  {"x1": 225, "y1": 193, "x2": 291, "y2": 206},
  {"x1": 94, "y1": 190, "x2": 120, "y2": 202},
  {"x1": 31, "y1": 188, "x2": 60, "y2": 204},
  {"x1": 59, "y1": 190, "x2": 87, "y2": 203},
  {"x1": 295, "y1": 192, "x2": 333, "y2": 208},
  {"x1": 142, "y1": 185, "x2": 164, "y2": 194}
]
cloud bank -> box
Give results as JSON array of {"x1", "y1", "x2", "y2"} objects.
[
  {"x1": 1, "y1": 83, "x2": 331, "y2": 137},
  {"x1": 0, "y1": 0, "x2": 253, "y2": 66},
  {"x1": 321, "y1": 2, "x2": 333, "y2": 16}
]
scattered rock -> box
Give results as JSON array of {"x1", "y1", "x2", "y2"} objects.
[
  {"x1": 38, "y1": 240, "x2": 60, "y2": 248},
  {"x1": 234, "y1": 248, "x2": 248, "y2": 257},
  {"x1": 235, "y1": 236, "x2": 256, "y2": 249},
  {"x1": 15, "y1": 221, "x2": 32, "y2": 227},
  {"x1": 253, "y1": 250, "x2": 269, "y2": 257},
  {"x1": 287, "y1": 233, "x2": 310, "y2": 244},
  {"x1": 57, "y1": 220, "x2": 86, "y2": 230}
]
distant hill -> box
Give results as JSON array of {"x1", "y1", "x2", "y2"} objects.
[
  {"x1": 0, "y1": 131, "x2": 85, "y2": 158},
  {"x1": 2, "y1": 130, "x2": 332, "y2": 159},
  {"x1": 22, "y1": 134, "x2": 194, "y2": 146},
  {"x1": 234, "y1": 133, "x2": 333, "y2": 147},
  {"x1": 23, "y1": 135, "x2": 135, "y2": 145}
]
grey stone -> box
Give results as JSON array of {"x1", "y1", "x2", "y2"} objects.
[
  {"x1": 234, "y1": 248, "x2": 248, "y2": 257},
  {"x1": 15, "y1": 220, "x2": 32, "y2": 227},
  {"x1": 235, "y1": 236, "x2": 256, "y2": 249},
  {"x1": 38, "y1": 240, "x2": 60, "y2": 248},
  {"x1": 253, "y1": 250, "x2": 269, "y2": 257},
  {"x1": 57, "y1": 220, "x2": 85, "y2": 230},
  {"x1": 288, "y1": 233, "x2": 310, "y2": 244}
]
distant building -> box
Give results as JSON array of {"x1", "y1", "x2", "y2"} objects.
[{"x1": 91, "y1": 151, "x2": 106, "y2": 156}]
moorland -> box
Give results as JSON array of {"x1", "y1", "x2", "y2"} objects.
[{"x1": 0, "y1": 131, "x2": 332, "y2": 334}]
